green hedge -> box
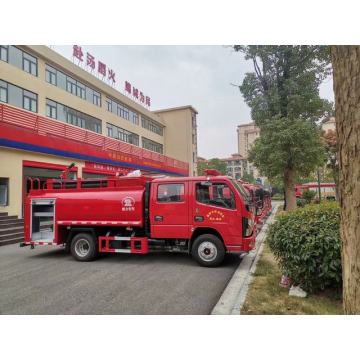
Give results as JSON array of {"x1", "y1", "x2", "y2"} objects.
[
  {"x1": 268, "y1": 202, "x2": 341, "y2": 292},
  {"x1": 302, "y1": 189, "x2": 316, "y2": 204},
  {"x1": 296, "y1": 198, "x2": 305, "y2": 207}
]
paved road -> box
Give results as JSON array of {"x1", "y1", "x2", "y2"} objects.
[{"x1": 0, "y1": 244, "x2": 240, "y2": 314}]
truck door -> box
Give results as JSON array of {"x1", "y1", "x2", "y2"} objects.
[
  {"x1": 192, "y1": 181, "x2": 241, "y2": 241},
  {"x1": 150, "y1": 181, "x2": 190, "y2": 239}
]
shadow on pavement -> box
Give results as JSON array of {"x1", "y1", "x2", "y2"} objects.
[{"x1": 26, "y1": 247, "x2": 241, "y2": 268}]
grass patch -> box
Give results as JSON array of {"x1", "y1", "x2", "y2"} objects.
[{"x1": 241, "y1": 242, "x2": 343, "y2": 315}]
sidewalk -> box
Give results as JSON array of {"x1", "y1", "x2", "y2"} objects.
[{"x1": 211, "y1": 202, "x2": 280, "y2": 315}]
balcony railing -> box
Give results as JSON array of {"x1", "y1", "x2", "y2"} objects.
[{"x1": 0, "y1": 104, "x2": 189, "y2": 173}]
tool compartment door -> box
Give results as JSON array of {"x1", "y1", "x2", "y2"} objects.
[
  {"x1": 150, "y1": 181, "x2": 190, "y2": 239},
  {"x1": 31, "y1": 198, "x2": 56, "y2": 242}
]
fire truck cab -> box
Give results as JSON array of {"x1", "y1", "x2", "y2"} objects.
[
  {"x1": 237, "y1": 180, "x2": 272, "y2": 224},
  {"x1": 22, "y1": 171, "x2": 256, "y2": 267}
]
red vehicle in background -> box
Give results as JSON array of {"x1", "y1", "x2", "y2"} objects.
[
  {"x1": 262, "y1": 190, "x2": 272, "y2": 219},
  {"x1": 238, "y1": 180, "x2": 272, "y2": 224},
  {"x1": 295, "y1": 183, "x2": 337, "y2": 201},
  {"x1": 21, "y1": 169, "x2": 256, "y2": 267}
]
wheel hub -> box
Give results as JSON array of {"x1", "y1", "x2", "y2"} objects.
[
  {"x1": 198, "y1": 241, "x2": 217, "y2": 262},
  {"x1": 75, "y1": 238, "x2": 90, "y2": 257}
]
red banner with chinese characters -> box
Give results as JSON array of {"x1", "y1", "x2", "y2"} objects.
[{"x1": 83, "y1": 162, "x2": 131, "y2": 175}]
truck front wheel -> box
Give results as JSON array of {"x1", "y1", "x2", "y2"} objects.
[
  {"x1": 192, "y1": 234, "x2": 225, "y2": 267},
  {"x1": 71, "y1": 233, "x2": 97, "y2": 262}
]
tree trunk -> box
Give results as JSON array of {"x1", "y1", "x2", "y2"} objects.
[
  {"x1": 331, "y1": 46, "x2": 360, "y2": 314},
  {"x1": 283, "y1": 167, "x2": 297, "y2": 211}
]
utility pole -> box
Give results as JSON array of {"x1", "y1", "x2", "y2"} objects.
[{"x1": 317, "y1": 168, "x2": 322, "y2": 202}]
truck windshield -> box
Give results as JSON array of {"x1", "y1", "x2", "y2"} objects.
[{"x1": 231, "y1": 180, "x2": 252, "y2": 204}]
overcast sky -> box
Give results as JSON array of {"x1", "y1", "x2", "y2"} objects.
[{"x1": 52, "y1": 46, "x2": 335, "y2": 159}]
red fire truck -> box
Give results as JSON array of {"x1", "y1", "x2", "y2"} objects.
[
  {"x1": 21, "y1": 170, "x2": 256, "y2": 267},
  {"x1": 238, "y1": 181, "x2": 272, "y2": 224},
  {"x1": 295, "y1": 183, "x2": 337, "y2": 201}
]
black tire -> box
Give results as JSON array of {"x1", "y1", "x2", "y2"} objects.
[
  {"x1": 70, "y1": 232, "x2": 97, "y2": 262},
  {"x1": 64, "y1": 241, "x2": 71, "y2": 254},
  {"x1": 191, "y1": 234, "x2": 225, "y2": 267}
]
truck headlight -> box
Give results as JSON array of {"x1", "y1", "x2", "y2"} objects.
[{"x1": 242, "y1": 217, "x2": 254, "y2": 237}]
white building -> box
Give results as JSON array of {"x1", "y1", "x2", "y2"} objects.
[{"x1": 220, "y1": 154, "x2": 247, "y2": 180}]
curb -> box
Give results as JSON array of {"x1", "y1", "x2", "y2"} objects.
[{"x1": 211, "y1": 203, "x2": 280, "y2": 315}]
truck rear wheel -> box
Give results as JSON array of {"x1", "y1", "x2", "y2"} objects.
[
  {"x1": 71, "y1": 233, "x2": 97, "y2": 262},
  {"x1": 192, "y1": 234, "x2": 225, "y2": 267}
]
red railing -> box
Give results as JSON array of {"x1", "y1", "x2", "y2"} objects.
[{"x1": 0, "y1": 104, "x2": 189, "y2": 172}]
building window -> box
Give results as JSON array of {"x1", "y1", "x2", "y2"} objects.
[
  {"x1": 45, "y1": 64, "x2": 101, "y2": 106},
  {"x1": 0, "y1": 80, "x2": 7, "y2": 103},
  {"x1": 45, "y1": 64, "x2": 57, "y2": 85},
  {"x1": 116, "y1": 103, "x2": 129, "y2": 119},
  {"x1": 66, "y1": 112, "x2": 76, "y2": 126},
  {"x1": 66, "y1": 77, "x2": 77, "y2": 95},
  {"x1": 142, "y1": 137, "x2": 163, "y2": 154},
  {"x1": 0, "y1": 79, "x2": 38, "y2": 112},
  {"x1": 192, "y1": 114, "x2": 196, "y2": 128},
  {"x1": 76, "y1": 83, "x2": 86, "y2": 99},
  {"x1": 1, "y1": 46, "x2": 38, "y2": 76},
  {"x1": 157, "y1": 184, "x2": 184, "y2": 202},
  {"x1": 121, "y1": 106, "x2": 129, "y2": 120},
  {"x1": 66, "y1": 78, "x2": 85, "y2": 101},
  {"x1": 0, "y1": 45, "x2": 8, "y2": 62},
  {"x1": 23, "y1": 90, "x2": 37, "y2": 112},
  {"x1": 105, "y1": 97, "x2": 139, "y2": 125},
  {"x1": 46, "y1": 98, "x2": 102, "y2": 134},
  {"x1": 106, "y1": 98, "x2": 112, "y2": 112},
  {"x1": 141, "y1": 115, "x2": 164, "y2": 136},
  {"x1": 94, "y1": 123, "x2": 101, "y2": 133},
  {"x1": 106, "y1": 123, "x2": 139, "y2": 146},
  {"x1": 93, "y1": 91, "x2": 101, "y2": 106},
  {"x1": 22, "y1": 51, "x2": 37, "y2": 76},
  {"x1": 46, "y1": 99, "x2": 57, "y2": 119},
  {"x1": 67, "y1": 111, "x2": 87, "y2": 128},
  {"x1": 0, "y1": 178, "x2": 9, "y2": 206},
  {"x1": 132, "y1": 112, "x2": 139, "y2": 125}
]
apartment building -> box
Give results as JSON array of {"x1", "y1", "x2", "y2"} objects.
[
  {"x1": 237, "y1": 122, "x2": 260, "y2": 158},
  {"x1": 155, "y1": 105, "x2": 198, "y2": 176},
  {"x1": 221, "y1": 153, "x2": 247, "y2": 180}
]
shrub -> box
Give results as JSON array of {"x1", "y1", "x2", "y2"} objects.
[
  {"x1": 296, "y1": 198, "x2": 305, "y2": 207},
  {"x1": 302, "y1": 189, "x2": 317, "y2": 204},
  {"x1": 267, "y1": 202, "x2": 341, "y2": 292}
]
